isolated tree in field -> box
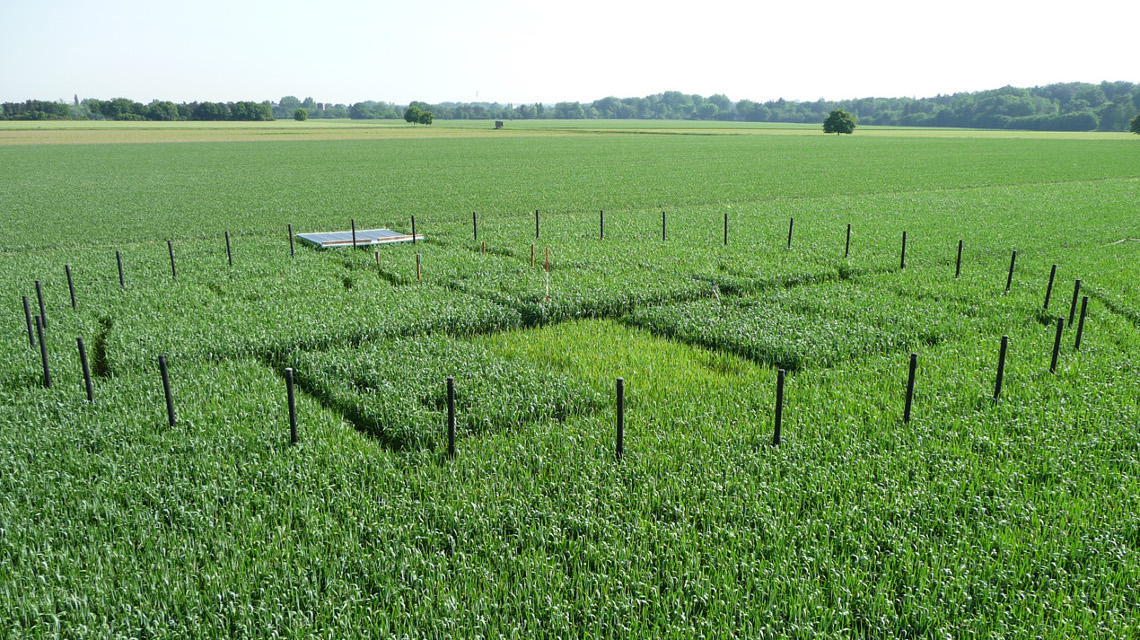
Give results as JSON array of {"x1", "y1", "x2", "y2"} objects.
[
  {"x1": 293, "y1": 108, "x2": 308, "y2": 121},
  {"x1": 417, "y1": 110, "x2": 433, "y2": 125},
  {"x1": 404, "y1": 105, "x2": 422, "y2": 124},
  {"x1": 1132, "y1": 114, "x2": 1140, "y2": 135},
  {"x1": 823, "y1": 109, "x2": 857, "y2": 135}
]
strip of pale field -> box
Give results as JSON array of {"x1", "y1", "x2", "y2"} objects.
[{"x1": 0, "y1": 118, "x2": 1133, "y2": 145}]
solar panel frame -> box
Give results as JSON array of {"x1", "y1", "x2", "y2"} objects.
[{"x1": 295, "y1": 228, "x2": 422, "y2": 248}]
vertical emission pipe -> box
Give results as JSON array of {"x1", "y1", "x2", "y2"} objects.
[
  {"x1": 225, "y1": 231, "x2": 233, "y2": 266},
  {"x1": 535, "y1": 210, "x2": 540, "y2": 240},
  {"x1": 22, "y1": 295, "x2": 35, "y2": 348},
  {"x1": 78, "y1": 337, "x2": 93, "y2": 403},
  {"x1": 159, "y1": 355, "x2": 175, "y2": 427},
  {"x1": 36, "y1": 315, "x2": 51, "y2": 389},
  {"x1": 904, "y1": 353, "x2": 917, "y2": 424},
  {"x1": 65, "y1": 265, "x2": 76, "y2": 309},
  {"x1": 411, "y1": 216, "x2": 416, "y2": 245},
  {"x1": 616, "y1": 377, "x2": 624, "y2": 460},
  {"x1": 662, "y1": 211, "x2": 666, "y2": 242},
  {"x1": 447, "y1": 376, "x2": 456, "y2": 458},
  {"x1": 845, "y1": 223, "x2": 851, "y2": 258},
  {"x1": 1050, "y1": 317, "x2": 1064, "y2": 374},
  {"x1": 955, "y1": 240, "x2": 962, "y2": 278},
  {"x1": 1068, "y1": 280, "x2": 1081, "y2": 327},
  {"x1": 787, "y1": 217, "x2": 794, "y2": 249},
  {"x1": 35, "y1": 280, "x2": 47, "y2": 329},
  {"x1": 286, "y1": 367, "x2": 297, "y2": 445},
  {"x1": 473, "y1": 211, "x2": 477, "y2": 241},
  {"x1": 1005, "y1": 250, "x2": 1017, "y2": 293},
  {"x1": 900, "y1": 232, "x2": 907, "y2": 270},
  {"x1": 600, "y1": 210, "x2": 604, "y2": 240},
  {"x1": 116, "y1": 251, "x2": 125, "y2": 289},
  {"x1": 168, "y1": 240, "x2": 176, "y2": 279},
  {"x1": 724, "y1": 213, "x2": 728, "y2": 246},
  {"x1": 351, "y1": 219, "x2": 357, "y2": 249},
  {"x1": 288, "y1": 224, "x2": 295, "y2": 258}
]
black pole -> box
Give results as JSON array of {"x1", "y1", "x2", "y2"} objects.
[
  {"x1": 600, "y1": 210, "x2": 604, "y2": 240},
  {"x1": 904, "y1": 353, "x2": 917, "y2": 424},
  {"x1": 447, "y1": 376, "x2": 456, "y2": 458},
  {"x1": 225, "y1": 231, "x2": 233, "y2": 266},
  {"x1": 34, "y1": 279, "x2": 46, "y2": 328},
  {"x1": 662, "y1": 211, "x2": 666, "y2": 241},
  {"x1": 65, "y1": 265, "x2": 76, "y2": 309},
  {"x1": 773, "y1": 369, "x2": 785, "y2": 446},
  {"x1": 22, "y1": 295, "x2": 34, "y2": 348},
  {"x1": 616, "y1": 377, "x2": 624, "y2": 460},
  {"x1": 168, "y1": 240, "x2": 176, "y2": 279},
  {"x1": 900, "y1": 232, "x2": 907, "y2": 270},
  {"x1": 845, "y1": 223, "x2": 851, "y2": 258},
  {"x1": 352, "y1": 219, "x2": 357, "y2": 249},
  {"x1": 159, "y1": 355, "x2": 175, "y2": 427},
  {"x1": 994, "y1": 335, "x2": 1008, "y2": 401},
  {"x1": 1005, "y1": 250, "x2": 1017, "y2": 293},
  {"x1": 473, "y1": 211, "x2": 477, "y2": 241},
  {"x1": 723, "y1": 213, "x2": 728, "y2": 246},
  {"x1": 116, "y1": 250, "x2": 125, "y2": 289},
  {"x1": 1068, "y1": 280, "x2": 1081, "y2": 327},
  {"x1": 1043, "y1": 264, "x2": 1057, "y2": 309},
  {"x1": 411, "y1": 216, "x2": 416, "y2": 245},
  {"x1": 1075, "y1": 297, "x2": 1089, "y2": 351},
  {"x1": 535, "y1": 210, "x2": 540, "y2": 240},
  {"x1": 36, "y1": 315, "x2": 51, "y2": 389},
  {"x1": 288, "y1": 224, "x2": 295, "y2": 258},
  {"x1": 286, "y1": 367, "x2": 297, "y2": 445},
  {"x1": 1050, "y1": 317, "x2": 1064, "y2": 374},
  {"x1": 955, "y1": 240, "x2": 962, "y2": 278},
  {"x1": 787, "y1": 217, "x2": 794, "y2": 249},
  {"x1": 78, "y1": 337, "x2": 93, "y2": 403}
]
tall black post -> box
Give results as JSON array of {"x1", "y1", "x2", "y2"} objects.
[
  {"x1": 787, "y1": 217, "x2": 794, "y2": 249},
  {"x1": 845, "y1": 223, "x2": 851, "y2": 258},
  {"x1": 116, "y1": 250, "x2": 125, "y2": 289},
  {"x1": 773, "y1": 369, "x2": 785, "y2": 446},
  {"x1": 286, "y1": 367, "x2": 297, "y2": 445},
  {"x1": 723, "y1": 213, "x2": 728, "y2": 246},
  {"x1": 447, "y1": 376, "x2": 456, "y2": 458},
  {"x1": 1005, "y1": 250, "x2": 1017, "y2": 293},
  {"x1": 904, "y1": 353, "x2": 917, "y2": 424},
  {"x1": 600, "y1": 210, "x2": 604, "y2": 240},
  {"x1": 662, "y1": 211, "x2": 666, "y2": 241},
  {"x1": 1050, "y1": 317, "x2": 1064, "y2": 374},
  {"x1": 535, "y1": 210, "x2": 540, "y2": 240},
  {"x1": 994, "y1": 336, "x2": 1008, "y2": 401},
  {"x1": 225, "y1": 231, "x2": 233, "y2": 266},
  {"x1": 411, "y1": 216, "x2": 416, "y2": 245},
  {"x1": 1074, "y1": 297, "x2": 1089, "y2": 351},
  {"x1": 34, "y1": 279, "x2": 46, "y2": 328},
  {"x1": 900, "y1": 232, "x2": 907, "y2": 270},
  {"x1": 1043, "y1": 264, "x2": 1057, "y2": 309},
  {"x1": 168, "y1": 240, "x2": 176, "y2": 279},
  {"x1": 473, "y1": 211, "x2": 477, "y2": 241},
  {"x1": 351, "y1": 219, "x2": 357, "y2": 249},
  {"x1": 159, "y1": 355, "x2": 175, "y2": 427},
  {"x1": 955, "y1": 240, "x2": 962, "y2": 278},
  {"x1": 1068, "y1": 280, "x2": 1081, "y2": 327},
  {"x1": 36, "y1": 315, "x2": 51, "y2": 389},
  {"x1": 66, "y1": 265, "x2": 76, "y2": 309},
  {"x1": 22, "y1": 295, "x2": 34, "y2": 348},
  {"x1": 616, "y1": 377, "x2": 624, "y2": 460},
  {"x1": 288, "y1": 224, "x2": 295, "y2": 258},
  {"x1": 78, "y1": 337, "x2": 93, "y2": 403}
]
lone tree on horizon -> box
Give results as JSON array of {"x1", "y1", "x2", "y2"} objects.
[{"x1": 823, "y1": 109, "x2": 857, "y2": 135}]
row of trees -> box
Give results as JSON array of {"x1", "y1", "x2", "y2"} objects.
[
  {"x1": 0, "y1": 97, "x2": 273, "y2": 121},
  {"x1": 6, "y1": 83, "x2": 1139, "y2": 131}
]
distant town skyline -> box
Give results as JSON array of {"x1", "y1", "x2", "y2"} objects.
[{"x1": 1, "y1": 0, "x2": 1133, "y2": 106}]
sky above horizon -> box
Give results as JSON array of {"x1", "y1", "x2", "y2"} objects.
[{"x1": 1, "y1": 0, "x2": 1134, "y2": 106}]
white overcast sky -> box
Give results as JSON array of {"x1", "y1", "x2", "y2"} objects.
[{"x1": 0, "y1": 0, "x2": 1133, "y2": 105}]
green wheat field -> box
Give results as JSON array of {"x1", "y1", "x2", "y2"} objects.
[{"x1": 1, "y1": 119, "x2": 1139, "y2": 637}]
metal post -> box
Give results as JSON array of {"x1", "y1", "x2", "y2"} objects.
[
  {"x1": 616, "y1": 377, "x2": 624, "y2": 460},
  {"x1": 352, "y1": 219, "x2": 357, "y2": 249},
  {"x1": 117, "y1": 251, "x2": 125, "y2": 289},
  {"x1": 159, "y1": 355, "x2": 175, "y2": 427},
  {"x1": 904, "y1": 353, "x2": 917, "y2": 423},
  {"x1": 411, "y1": 216, "x2": 416, "y2": 245},
  {"x1": 168, "y1": 240, "x2": 176, "y2": 279},
  {"x1": 36, "y1": 315, "x2": 51, "y2": 389},
  {"x1": 773, "y1": 369, "x2": 785, "y2": 446},
  {"x1": 1043, "y1": 264, "x2": 1057, "y2": 309},
  {"x1": 1068, "y1": 280, "x2": 1081, "y2": 327},
  {"x1": 66, "y1": 265, "x2": 76, "y2": 309},
  {"x1": 1074, "y1": 297, "x2": 1088, "y2": 351},
  {"x1": 900, "y1": 232, "x2": 907, "y2": 270},
  {"x1": 955, "y1": 240, "x2": 962, "y2": 278},
  {"x1": 473, "y1": 211, "x2": 477, "y2": 241},
  {"x1": 600, "y1": 210, "x2": 604, "y2": 240},
  {"x1": 662, "y1": 211, "x2": 666, "y2": 241},
  {"x1": 724, "y1": 213, "x2": 728, "y2": 246},
  {"x1": 286, "y1": 367, "x2": 297, "y2": 444},
  {"x1": 845, "y1": 223, "x2": 851, "y2": 258},
  {"x1": 225, "y1": 231, "x2": 233, "y2": 266},
  {"x1": 1050, "y1": 317, "x2": 1064, "y2": 374},
  {"x1": 288, "y1": 224, "x2": 295, "y2": 258},
  {"x1": 22, "y1": 295, "x2": 34, "y2": 348},
  {"x1": 1005, "y1": 250, "x2": 1017, "y2": 293},
  {"x1": 447, "y1": 376, "x2": 456, "y2": 458},
  {"x1": 994, "y1": 336, "x2": 1008, "y2": 401},
  {"x1": 535, "y1": 210, "x2": 539, "y2": 240},
  {"x1": 78, "y1": 337, "x2": 93, "y2": 403},
  {"x1": 35, "y1": 279, "x2": 47, "y2": 328},
  {"x1": 787, "y1": 217, "x2": 794, "y2": 249},
  {"x1": 416, "y1": 253, "x2": 421, "y2": 281}
]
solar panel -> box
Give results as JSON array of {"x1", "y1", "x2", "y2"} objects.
[{"x1": 295, "y1": 228, "x2": 422, "y2": 249}]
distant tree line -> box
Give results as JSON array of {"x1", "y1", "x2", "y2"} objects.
[
  {"x1": 0, "y1": 97, "x2": 273, "y2": 121},
  {"x1": 5, "y1": 82, "x2": 1138, "y2": 131}
]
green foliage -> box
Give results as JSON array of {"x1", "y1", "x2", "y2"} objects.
[
  {"x1": 293, "y1": 107, "x2": 308, "y2": 121},
  {"x1": 417, "y1": 109, "x2": 433, "y2": 125},
  {"x1": 404, "y1": 105, "x2": 422, "y2": 124},
  {"x1": 1131, "y1": 114, "x2": 1140, "y2": 134},
  {"x1": 823, "y1": 108, "x2": 857, "y2": 135}
]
